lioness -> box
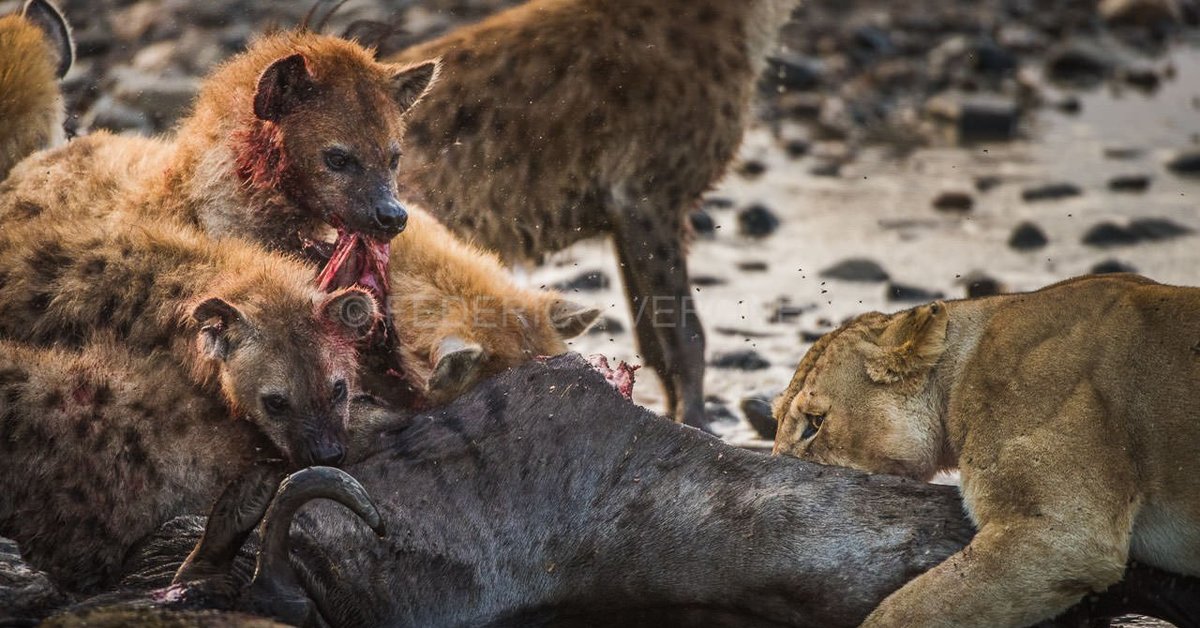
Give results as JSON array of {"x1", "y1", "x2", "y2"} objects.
[{"x1": 772, "y1": 273, "x2": 1200, "y2": 628}]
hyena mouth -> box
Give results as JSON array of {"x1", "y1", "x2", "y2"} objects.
[{"x1": 315, "y1": 231, "x2": 391, "y2": 303}]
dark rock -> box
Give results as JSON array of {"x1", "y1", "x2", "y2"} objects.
[
  {"x1": 975, "y1": 175, "x2": 1003, "y2": 192},
  {"x1": 770, "y1": 299, "x2": 815, "y2": 323},
  {"x1": 1104, "y1": 147, "x2": 1144, "y2": 160},
  {"x1": 887, "y1": 282, "x2": 945, "y2": 302},
  {"x1": 850, "y1": 25, "x2": 896, "y2": 60},
  {"x1": 809, "y1": 161, "x2": 842, "y2": 177},
  {"x1": 971, "y1": 39, "x2": 1019, "y2": 75},
  {"x1": 703, "y1": 197, "x2": 735, "y2": 210},
  {"x1": 737, "y1": 261, "x2": 769, "y2": 272},
  {"x1": 1009, "y1": 222, "x2": 1049, "y2": 250},
  {"x1": 1022, "y1": 182, "x2": 1082, "y2": 202},
  {"x1": 958, "y1": 97, "x2": 1020, "y2": 142},
  {"x1": 784, "y1": 139, "x2": 811, "y2": 159},
  {"x1": 552, "y1": 270, "x2": 611, "y2": 292},
  {"x1": 932, "y1": 191, "x2": 974, "y2": 212},
  {"x1": 741, "y1": 394, "x2": 778, "y2": 441},
  {"x1": 1091, "y1": 259, "x2": 1138, "y2": 274},
  {"x1": 1128, "y1": 217, "x2": 1193, "y2": 240},
  {"x1": 689, "y1": 209, "x2": 716, "y2": 237},
  {"x1": 1055, "y1": 95, "x2": 1083, "y2": 114},
  {"x1": 691, "y1": 275, "x2": 726, "y2": 287},
  {"x1": 1082, "y1": 222, "x2": 1139, "y2": 247},
  {"x1": 737, "y1": 160, "x2": 768, "y2": 179},
  {"x1": 0, "y1": 536, "x2": 66, "y2": 622},
  {"x1": 586, "y1": 316, "x2": 625, "y2": 335},
  {"x1": 1108, "y1": 175, "x2": 1152, "y2": 192},
  {"x1": 763, "y1": 53, "x2": 824, "y2": 92},
  {"x1": 1166, "y1": 150, "x2": 1200, "y2": 174},
  {"x1": 962, "y1": 273, "x2": 1004, "y2": 298},
  {"x1": 738, "y1": 204, "x2": 781, "y2": 238},
  {"x1": 710, "y1": 349, "x2": 770, "y2": 371},
  {"x1": 821, "y1": 258, "x2": 889, "y2": 282},
  {"x1": 1121, "y1": 66, "x2": 1161, "y2": 91},
  {"x1": 1045, "y1": 42, "x2": 1115, "y2": 87},
  {"x1": 705, "y1": 400, "x2": 740, "y2": 425},
  {"x1": 800, "y1": 330, "x2": 826, "y2": 343},
  {"x1": 714, "y1": 327, "x2": 777, "y2": 339}
]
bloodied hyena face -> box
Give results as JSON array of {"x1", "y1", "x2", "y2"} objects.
[
  {"x1": 191, "y1": 288, "x2": 379, "y2": 467},
  {"x1": 247, "y1": 51, "x2": 439, "y2": 242}
]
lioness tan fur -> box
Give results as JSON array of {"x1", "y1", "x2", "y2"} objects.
[
  {"x1": 773, "y1": 273, "x2": 1200, "y2": 628},
  {"x1": 0, "y1": 0, "x2": 72, "y2": 181}
]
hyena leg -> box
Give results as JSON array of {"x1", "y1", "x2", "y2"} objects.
[{"x1": 608, "y1": 199, "x2": 708, "y2": 431}]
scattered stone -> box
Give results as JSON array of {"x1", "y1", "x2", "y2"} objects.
[
  {"x1": 703, "y1": 197, "x2": 735, "y2": 210},
  {"x1": 552, "y1": 270, "x2": 611, "y2": 292},
  {"x1": 1104, "y1": 147, "x2": 1143, "y2": 160},
  {"x1": 1121, "y1": 66, "x2": 1161, "y2": 91},
  {"x1": 737, "y1": 204, "x2": 780, "y2": 238},
  {"x1": 586, "y1": 316, "x2": 625, "y2": 335},
  {"x1": 959, "y1": 272, "x2": 1004, "y2": 298},
  {"x1": 1108, "y1": 175, "x2": 1152, "y2": 192},
  {"x1": 1099, "y1": 0, "x2": 1182, "y2": 26},
  {"x1": 970, "y1": 38, "x2": 1019, "y2": 75},
  {"x1": 820, "y1": 258, "x2": 889, "y2": 282},
  {"x1": 770, "y1": 299, "x2": 814, "y2": 323},
  {"x1": 975, "y1": 175, "x2": 1003, "y2": 192},
  {"x1": 763, "y1": 53, "x2": 825, "y2": 92},
  {"x1": 1091, "y1": 259, "x2": 1138, "y2": 274},
  {"x1": 1128, "y1": 217, "x2": 1193, "y2": 240},
  {"x1": 1022, "y1": 182, "x2": 1082, "y2": 202},
  {"x1": 710, "y1": 349, "x2": 770, "y2": 371},
  {"x1": 1082, "y1": 222, "x2": 1140, "y2": 247},
  {"x1": 714, "y1": 327, "x2": 777, "y2": 339},
  {"x1": 887, "y1": 282, "x2": 945, "y2": 302},
  {"x1": 741, "y1": 394, "x2": 778, "y2": 441},
  {"x1": 691, "y1": 275, "x2": 726, "y2": 287},
  {"x1": 737, "y1": 160, "x2": 768, "y2": 179},
  {"x1": 0, "y1": 536, "x2": 66, "y2": 620},
  {"x1": 932, "y1": 191, "x2": 974, "y2": 213},
  {"x1": 957, "y1": 96, "x2": 1020, "y2": 142},
  {"x1": 689, "y1": 209, "x2": 716, "y2": 237},
  {"x1": 705, "y1": 400, "x2": 740, "y2": 425},
  {"x1": 1054, "y1": 95, "x2": 1082, "y2": 114},
  {"x1": 800, "y1": 330, "x2": 826, "y2": 343},
  {"x1": 1009, "y1": 222, "x2": 1049, "y2": 250},
  {"x1": 737, "y1": 261, "x2": 769, "y2": 272},
  {"x1": 783, "y1": 138, "x2": 811, "y2": 159},
  {"x1": 809, "y1": 160, "x2": 842, "y2": 177},
  {"x1": 1166, "y1": 150, "x2": 1200, "y2": 174},
  {"x1": 1045, "y1": 42, "x2": 1116, "y2": 87}
]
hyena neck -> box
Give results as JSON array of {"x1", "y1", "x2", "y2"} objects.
[
  {"x1": 148, "y1": 118, "x2": 316, "y2": 257},
  {"x1": 745, "y1": 0, "x2": 803, "y2": 74}
]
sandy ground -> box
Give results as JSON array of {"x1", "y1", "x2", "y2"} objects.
[{"x1": 527, "y1": 45, "x2": 1200, "y2": 448}]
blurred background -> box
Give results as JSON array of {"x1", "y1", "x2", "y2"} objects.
[{"x1": 13, "y1": 0, "x2": 1199, "y2": 444}]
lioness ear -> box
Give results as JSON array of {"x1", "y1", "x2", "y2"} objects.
[
  {"x1": 428, "y1": 336, "x2": 483, "y2": 397},
  {"x1": 865, "y1": 301, "x2": 949, "y2": 384},
  {"x1": 390, "y1": 59, "x2": 439, "y2": 112},
  {"x1": 23, "y1": 0, "x2": 74, "y2": 78},
  {"x1": 254, "y1": 53, "x2": 318, "y2": 122},
  {"x1": 548, "y1": 299, "x2": 601, "y2": 339},
  {"x1": 191, "y1": 297, "x2": 244, "y2": 361},
  {"x1": 322, "y1": 287, "x2": 380, "y2": 339}
]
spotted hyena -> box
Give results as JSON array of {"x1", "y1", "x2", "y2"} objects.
[{"x1": 0, "y1": 0, "x2": 73, "y2": 180}]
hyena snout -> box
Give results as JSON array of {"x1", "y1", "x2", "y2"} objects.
[
  {"x1": 299, "y1": 426, "x2": 348, "y2": 467},
  {"x1": 373, "y1": 195, "x2": 408, "y2": 235}
]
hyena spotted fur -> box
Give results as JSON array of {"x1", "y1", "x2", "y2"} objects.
[{"x1": 386, "y1": 0, "x2": 803, "y2": 428}]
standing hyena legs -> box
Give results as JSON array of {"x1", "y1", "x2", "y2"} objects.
[{"x1": 608, "y1": 194, "x2": 707, "y2": 431}]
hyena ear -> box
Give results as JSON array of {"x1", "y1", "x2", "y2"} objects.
[
  {"x1": 389, "y1": 59, "x2": 439, "y2": 112},
  {"x1": 864, "y1": 301, "x2": 949, "y2": 384},
  {"x1": 254, "y1": 53, "x2": 318, "y2": 122},
  {"x1": 191, "y1": 297, "x2": 244, "y2": 361},
  {"x1": 321, "y1": 287, "x2": 380, "y2": 340},
  {"x1": 548, "y1": 299, "x2": 601, "y2": 339},
  {"x1": 23, "y1": 0, "x2": 74, "y2": 78},
  {"x1": 428, "y1": 336, "x2": 484, "y2": 398}
]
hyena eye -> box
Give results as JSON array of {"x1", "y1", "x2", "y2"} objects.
[
  {"x1": 800, "y1": 413, "x2": 824, "y2": 440},
  {"x1": 261, "y1": 393, "x2": 290, "y2": 415},
  {"x1": 331, "y1": 380, "x2": 348, "y2": 404},
  {"x1": 323, "y1": 149, "x2": 352, "y2": 172},
  {"x1": 389, "y1": 151, "x2": 401, "y2": 171}
]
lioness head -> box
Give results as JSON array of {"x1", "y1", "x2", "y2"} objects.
[
  {"x1": 190, "y1": 287, "x2": 378, "y2": 467},
  {"x1": 772, "y1": 301, "x2": 950, "y2": 481}
]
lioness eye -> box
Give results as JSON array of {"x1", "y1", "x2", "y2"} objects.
[
  {"x1": 331, "y1": 380, "x2": 348, "y2": 404},
  {"x1": 323, "y1": 149, "x2": 351, "y2": 172},
  {"x1": 800, "y1": 413, "x2": 824, "y2": 440},
  {"x1": 261, "y1": 393, "x2": 290, "y2": 415}
]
